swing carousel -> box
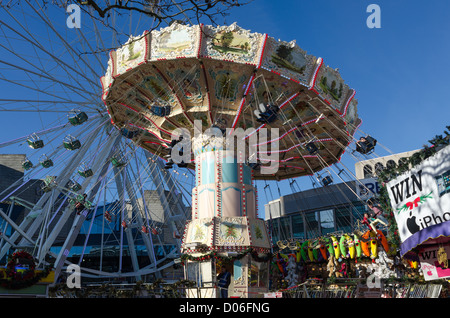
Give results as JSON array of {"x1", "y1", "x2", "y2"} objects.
[{"x1": 101, "y1": 22, "x2": 363, "y2": 297}]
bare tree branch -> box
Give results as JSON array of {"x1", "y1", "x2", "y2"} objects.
[{"x1": 1, "y1": 0, "x2": 251, "y2": 57}]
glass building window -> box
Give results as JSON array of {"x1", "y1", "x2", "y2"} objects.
[
  {"x1": 352, "y1": 203, "x2": 366, "y2": 221},
  {"x1": 319, "y1": 209, "x2": 335, "y2": 235},
  {"x1": 291, "y1": 214, "x2": 305, "y2": 239},
  {"x1": 305, "y1": 211, "x2": 319, "y2": 238},
  {"x1": 269, "y1": 218, "x2": 280, "y2": 244},
  {"x1": 335, "y1": 206, "x2": 352, "y2": 233},
  {"x1": 280, "y1": 216, "x2": 292, "y2": 240}
]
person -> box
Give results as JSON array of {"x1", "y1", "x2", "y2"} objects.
[
  {"x1": 367, "y1": 199, "x2": 388, "y2": 224},
  {"x1": 355, "y1": 137, "x2": 368, "y2": 153},
  {"x1": 75, "y1": 194, "x2": 88, "y2": 215},
  {"x1": 362, "y1": 212, "x2": 387, "y2": 233},
  {"x1": 355, "y1": 136, "x2": 377, "y2": 154},
  {"x1": 255, "y1": 103, "x2": 279, "y2": 124},
  {"x1": 217, "y1": 266, "x2": 231, "y2": 298},
  {"x1": 361, "y1": 212, "x2": 372, "y2": 230}
]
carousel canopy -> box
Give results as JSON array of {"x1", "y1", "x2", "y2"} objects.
[{"x1": 101, "y1": 22, "x2": 361, "y2": 180}]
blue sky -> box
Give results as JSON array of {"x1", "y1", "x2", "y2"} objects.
[
  {"x1": 1, "y1": 1, "x2": 449, "y2": 216},
  {"x1": 223, "y1": 0, "x2": 450, "y2": 211},
  {"x1": 226, "y1": 0, "x2": 450, "y2": 155}
]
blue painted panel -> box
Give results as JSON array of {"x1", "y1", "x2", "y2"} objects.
[
  {"x1": 243, "y1": 164, "x2": 252, "y2": 185},
  {"x1": 201, "y1": 158, "x2": 215, "y2": 185},
  {"x1": 222, "y1": 161, "x2": 238, "y2": 183}
]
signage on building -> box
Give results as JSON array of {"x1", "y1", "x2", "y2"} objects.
[
  {"x1": 386, "y1": 145, "x2": 450, "y2": 243},
  {"x1": 418, "y1": 243, "x2": 450, "y2": 281},
  {"x1": 356, "y1": 177, "x2": 380, "y2": 200}
]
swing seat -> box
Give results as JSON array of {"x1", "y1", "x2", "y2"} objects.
[
  {"x1": 120, "y1": 128, "x2": 140, "y2": 139},
  {"x1": 150, "y1": 105, "x2": 171, "y2": 117},
  {"x1": 110, "y1": 157, "x2": 125, "y2": 167},
  {"x1": 40, "y1": 159, "x2": 54, "y2": 168},
  {"x1": 22, "y1": 159, "x2": 33, "y2": 171},
  {"x1": 27, "y1": 139, "x2": 44, "y2": 149},
  {"x1": 321, "y1": 175, "x2": 333, "y2": 186},
  {"x1": 68, "y1": 111, "x2": 88, "y2": 126},
  {"x1": 164, "y1": 158, "x2": 174, "y2": 169},
  {"x1": 305, "y1": 142, "x2": 318, "y2": 155},
  {"x1": 356, "y1": 136, "x2": 377, "y2": 154},
  {"x1": 78, "y1": 168, "x2": 93, "y2": 178},
  {"x1": 246, "y1": 161, "x2": 261, "y2": 171},
  {"x1": 255, "y1": 103, "x2": 279, "y2": 124},
  {"x1": 63, "y1": 139, "x2": 81, "y2": 150}
]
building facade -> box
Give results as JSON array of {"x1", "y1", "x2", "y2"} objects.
[
  {"x1": 265, "y1": 181, "x2": 367, "y2": 245},
  {"x1": 355, "y1": 149, "x2": 421, "y2": 179},
  {"x1": 265, "y1": 150, "x2": 424, "y2": 246}
]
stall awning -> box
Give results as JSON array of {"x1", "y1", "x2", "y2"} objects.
[{"x1": 401, "y1": 220, "x2": 450, "y2": 256}]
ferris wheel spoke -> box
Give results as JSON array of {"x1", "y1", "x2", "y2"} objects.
[
  {"x1": 0, "y1": 58, "x2": 99, "y2": 102},
  {"x1": 0, "y1": 119, "x2": 106, "y2": 257},
  {"x1": 123, "y1": 161, "x2": 162, "y2": 270},
  {"x1": 115, "y1": 166, "x2": 146, "y2": 278},
  {"x1": 145, "y1": 152, "x2": 185, "y2": 248},
  {"x1": 52, "y1": 130, "x2": 122, "y2": 278},
  {"x1": 2, "y1": 119, "x2": 106, "y2": 251},
  {"x1": 0, "y1": 16, "x2": 101, "y2": 99},
  {"x1": 29, "y1": 0, "x2": 105, "y2": 81},
  {"x1": 0, "y1": 34, "x2": 98, "y2": 104},
  {"x1": 0, "y1": 75, "x2": 79, "y2": 105}
]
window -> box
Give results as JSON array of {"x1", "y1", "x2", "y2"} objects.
[
  {"x1": 269, "y1": 218, "x2": 280, "y2": 244},
  {"x1": 280, "y1": 216, "x2": 292, "y2": 240},
  {"x1": 398, "y1": 157, "x2": 409, "y2": 167},
  {"x1": 319, "y1": 209, "x2": 335, "y2": 235},
  {"x1": 363, "y1": 164, "x2": 373, "y2": 178},
  {"x1": 305, "y1": 211, "x2": 319, "y2": 238},
  {"x1": 374, "y1": 162, "x2": 384, "y2": 175},
  {"x1": 335, "y1": 206, "x2": 352, "y2": 233},
  {"x1": 386, "y1": 160, "x2": 396, "y2": 170},
  {"x1": 352, "y1": 203, "x2": 366, "y2": 220},
  {"x1": 185, "y1": 260, "x2": 214, "y2": 287},
  {"x1": 292, "y1": 214, "x2": 305, "y2": 239},
  {"x1": 249, "y1": 260, "x2": 269, "y2": 288}
]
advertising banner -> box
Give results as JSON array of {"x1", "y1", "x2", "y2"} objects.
[
  {"x1": 418, "y1": 244, "x2": 450, "y2": 281},
  {"x1": 386, "y1": 146, "x2": 450, "y2": 251}
]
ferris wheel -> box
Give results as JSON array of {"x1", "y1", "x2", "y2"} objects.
[
  {"x1": 0, "y1": 1, "x2": 394, "y2": 286},
  {"x1": 0, "y1": 1, "x2": 198, "y2": 283}
]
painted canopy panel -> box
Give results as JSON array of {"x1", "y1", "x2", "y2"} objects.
[{"x1": 102, "y1": 23, "x2": 361, "y2": 180}]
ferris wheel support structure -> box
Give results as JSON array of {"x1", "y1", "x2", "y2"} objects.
[
  {"x1": 0, "y1": 120, "x2": 104, "y2": 260},
  {"x1": 52, "y1": 130, "x2": 122, "y2": 281},
  {"x1": 145, "y1": 152, "x2": 187, "y2": 251}
]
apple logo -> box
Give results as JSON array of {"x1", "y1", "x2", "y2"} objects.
[{"x1": 406, "y1": 211, "x2": 420, "y2": 235}]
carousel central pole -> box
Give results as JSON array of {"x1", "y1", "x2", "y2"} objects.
[{"x1": 181, "y1": 127, "x2": 272, "y2": 298}]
